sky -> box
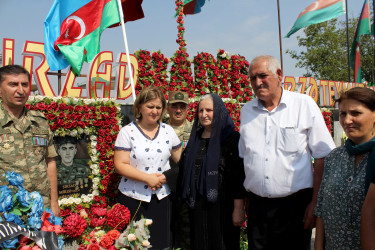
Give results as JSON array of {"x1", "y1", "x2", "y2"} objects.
[{"x1": 0, "y1": 0, "x2": 366, "y2": 90}]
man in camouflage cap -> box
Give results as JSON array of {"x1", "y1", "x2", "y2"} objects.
[
  {"x1": 0, "y1": 65, "x2": 59, "y2": 216},
  {"x1": 165, "y1": 90, "x2": 192, "y2": 249},
  {"x1": 166, "y1": 90, "x2": 192, "y2": 148}
]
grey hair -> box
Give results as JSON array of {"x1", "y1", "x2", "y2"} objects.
[
  {"x1": 199, "y1": 93, "x2": 213, "y2": 102},
  {"x1": 249, "y1": 55, "x2": 281, "y2": 78}
]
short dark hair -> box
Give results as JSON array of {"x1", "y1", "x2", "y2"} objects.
[
  {"x1": 336, "y1": 87, "x2": 375, "y2": 111},
  {"x1": 55, "y1": 136, "x2": 78, "y2": 147},
  {"x1": 133, "y1": 86, "x2": 166, "y2": 120},
  {"x1": 0, "y1": 65, "x2": 30, "y2": 84}
]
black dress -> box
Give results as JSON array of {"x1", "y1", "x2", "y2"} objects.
[{"x1": 187, "y1": 132, "x2": 245, "y2": 250}]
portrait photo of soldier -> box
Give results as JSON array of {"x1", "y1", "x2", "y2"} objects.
[{"x1": 55, "y1": 136, "x2": 91, "y2": 197}]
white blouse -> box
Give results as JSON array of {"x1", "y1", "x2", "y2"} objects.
[{"x1": 114, "y1": 121, "x2": 181, "y2": 202}]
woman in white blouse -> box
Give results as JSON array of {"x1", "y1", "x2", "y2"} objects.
[{"x1": 114, "y1": 86, "x2": 182, "y2": 249}]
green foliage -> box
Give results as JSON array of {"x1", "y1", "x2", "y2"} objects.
[{"x1": 286, "y1": 18, "x2": 374, "y2": 82}]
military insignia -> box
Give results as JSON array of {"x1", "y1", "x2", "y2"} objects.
[
  {"x1": 1, "y1": 134, "x2": 9, "y2": 143},
  {"x1": 32, "y1": 137, "x2": 49, "y2": 146},
  {"x1": 4, "y1": 143, "x2": 10, "y2": 149},
  {"x1": 175, "y1": 92, "x2": 184, "y2": 100}
]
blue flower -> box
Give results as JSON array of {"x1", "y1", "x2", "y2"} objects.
[
  {"x1": 0, "y1": 237, "x2": 18, "y2": 249},
  {"x1": 4, "y1": 212, "x2": 24, "y2": 226},
  {"x1": 6, "y1": 171, "x2": 24, "y2": 188},
  {"x1": 28, "y1": 215, "x2": 42, "y2": 230},
  {"x1": 16, "y1": 187, "x2": 31, "y2": 207},
  {"x1": 45, "y1": 208, "x2": 62, "y2": 226},
  {"x1": 58, "y1": 236, "x2": 65, "y2": 250},
  {"x1": 29, "y1": 191, "x2": 44, "y2": 217},
  {"x1": 0, "y1": 185, "x2": 13, "y2": 212}
]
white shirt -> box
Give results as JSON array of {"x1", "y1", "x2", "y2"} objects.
[
  {"x1": 114, "y1": 121, "x2": 181, "y2": 202},
  {"x1": 239, "y1": 90, "x2": 335, "y2": 198}
]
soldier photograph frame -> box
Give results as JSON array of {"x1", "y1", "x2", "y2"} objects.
[
  {"x1": 54, "y1": 136, "x2": 92, "y2": 199},
  {"x1": 26, "y1": 96, "x2": 122, "y2": 209}
]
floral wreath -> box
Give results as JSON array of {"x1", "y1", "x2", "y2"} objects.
[{"x1": 26, "y1": 96, "x2": 122, "y2": 208}]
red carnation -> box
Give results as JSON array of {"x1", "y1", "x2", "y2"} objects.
[
  {"x1": 107, "y1": 204, "x2": 131, "y2": 230},
  {"x1": 62, "y1": 213, "x2": 87, "y2": 238}
]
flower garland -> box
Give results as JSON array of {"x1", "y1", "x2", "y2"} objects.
[
  {"x1": 216, "y1": 49, "x2": 231, "y2": 98},
  {"x1": 193, "y1": 52, "x2": 220, "y2": 95},
  {"x1": 169, "y1": 0, "x2": 194, "y2": 97},
  {"x1": 26, "y1": 96, "x2": 122, "y2": 207},
  {"x1": 228, "y1": 54, "x2": 252, "y2": 103},
  {"x1": 134, "y1": 50, "x2": 169, "y2": 96},
  {"x1": 321, "y1": 108, "x2": 333, "y2": 135}
]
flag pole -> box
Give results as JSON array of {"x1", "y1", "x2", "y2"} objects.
[
  {"x1": 345, "y1": 0, "x2": 351, "y2": 82},
  {"x1": 277, "y1": 0, "x2": 284, "y2": 72},
  {"x1": 116, "y1": 0, "x2": 137, "y2": 102}
]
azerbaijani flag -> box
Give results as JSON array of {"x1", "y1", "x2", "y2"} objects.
[
  {"x1": 183, "y1": 0, "x2": 206, "y2": 15},
  {"x1": 285, "y1": 0, "x2": 345, "y2": 38},
  {"x1": 44, "y1": 0, "x2": 121, "y2": 75},
  {"x1": 350, "y1": 0, "x2": 371, "y2": 83}
]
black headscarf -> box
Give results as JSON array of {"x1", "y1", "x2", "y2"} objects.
[{"x1": 181, "y1": 94, "x2": 235, "y2": 207}]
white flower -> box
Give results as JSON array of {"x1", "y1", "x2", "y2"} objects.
[
  {"x1": 90, "y1": 164, "x2": 99, "y2": 170},
  {"x1": 90, "y1": 135, "x2": 97, "y2": 141},
  {"x1": 74, "y1": 198, "x2": 82, "y2": 204},
  {"x1": 92, "y1": 169, "x2": 99, "y2": 175},
  {"x1": 91, "y1": 149, "x2": 97, "y2": 155},
  {"x1": 91, "y1": 141, "x2": 97, "y2": 148},
  {"x1": 91, "y1": 156, "x2": 98, "y2": 162},
  {"x1": 142, "y1": 240, "x2": 150, "y2": 247},
  {"x1": 93, "y1": 190, "x2": 99, "y2": 196},
  {"x1": 72, "y1": 98, "x2": 78, "y2": 104},
  {"x1": 83, "y1": 99, "x2": 92, "y2": 105},
  {"x1": 84, "y1": 128, "x2": 90, "y2": 135},
  {"x1": 77, "y1": 127, "x2": 84, "y2": 134},
  {"x1": 67, "y1": 197, "x2": 75, "y2": 204},
  {"x1": 145, "y1": 219, "x2": 153, "y2": 226},
  {"x1": 116, "y1": 106, "x2": 121, "y2": 111},
  {"x1": 127, "y1": 234, "x2": 137, "y2": 242},
  {"x1": 35, "y1": 95, "x2": 44, "y2": 101},
  {"x1": 69, "y1": 130, "x2": 78, "y2": 137},
  {"x1": 93, "y1": 177, "x2": 100, "y2": 184}
]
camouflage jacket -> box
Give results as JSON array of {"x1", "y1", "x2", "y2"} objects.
[
  {"x1": 0, "y1": 104, "x2": 57, "y2": 203},
  {"x1": 166, "y1": 119, "x2": 192, "y2": 149}
]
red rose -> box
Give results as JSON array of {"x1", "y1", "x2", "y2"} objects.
[
  {"x1": 71, "y1": 120, "x2": 78, "y2": 128},
  {"x1": 99, "y1": 234, "x2": 114, "y2": 249},
  {"x1": 68, "y1": 106, "x2": 74, "y2": 112},
  {"x1": 74, "y1": 106, "x2": 83, "y2": 112},
  {"x1": 78, "y1": 121, "x2": 85, "y2": 128},
  {"x1": 63, "y1": 122, "x2": 72, "y2": 129},
  {"x1": 36, "y1": 102, "x2": 46, "y2": 110},
  {"x1": 90, "y1": 106, "x2": 97, "y2": 112},
  {"x1": 87, "y1": 243, "x2": 101, "y2": 250},
  {"x1": 107, "y1": 230, "x2": 121, "y2": 241},
  {"x1": 59, "y1": 103, "x2": 68, "y2": 110},
  {"x1": 46, "y1": 113, "x2": 57, "y2": 121},
  {"x1": 25, "y1": 104, "x2": 31, "y2": 110}
]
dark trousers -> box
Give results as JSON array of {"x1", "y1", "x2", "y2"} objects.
[
  {"x1": 119, "y1": 193, "x2": 173, "y2": 250},
  {"x1": 247, "y1": 188, "x2": 313, "y2": 250}
]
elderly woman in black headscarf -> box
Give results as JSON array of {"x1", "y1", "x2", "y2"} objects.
[{"x1": 179, "y1": 93, "x2": 246, "y2": 250}]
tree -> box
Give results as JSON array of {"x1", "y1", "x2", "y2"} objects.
[{"x1": 286, "y1": 17, "x2": 374, "y2": 83}]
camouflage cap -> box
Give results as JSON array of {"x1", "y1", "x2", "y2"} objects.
[{"x1": 168, "y1": 91, "x2": 189, "y2": 104}]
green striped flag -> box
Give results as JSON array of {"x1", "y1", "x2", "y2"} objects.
[
  {"x1": 350, "y1": 0, "x2": 371, "y2": 83},
  {"x1": 285, "y1": 0, "x2": 345, "y2": 38}
]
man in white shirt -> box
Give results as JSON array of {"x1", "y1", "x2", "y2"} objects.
[{"x1": 239, "y1": 55, "x2": 335, "y2": 249}]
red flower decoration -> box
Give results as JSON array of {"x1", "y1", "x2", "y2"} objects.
[
  {"x1": 62, "y1": 213, "x2": 87, "y2": 238},
  {"x1": 107, "y1": 204, "x2": 131, "y2": 230}
]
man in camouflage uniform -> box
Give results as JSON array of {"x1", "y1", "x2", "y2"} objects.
[
  {"x1": 166, "y1": 91, "x2": 192, "y2": 147},
  {"x1": 0, "y1": 65, "x2": 59, "y2": 216},
  {"x1": 166, "y1": 90, "x2": 192, "y2": 250}
]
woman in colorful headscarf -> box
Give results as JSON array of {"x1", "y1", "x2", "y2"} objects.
[
  {"x1": 179, "y1": 93, "x2": 246, "y2": 250},
  {"x1": 315, "y1": 87, "x2": 375, "y2": 250}
]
